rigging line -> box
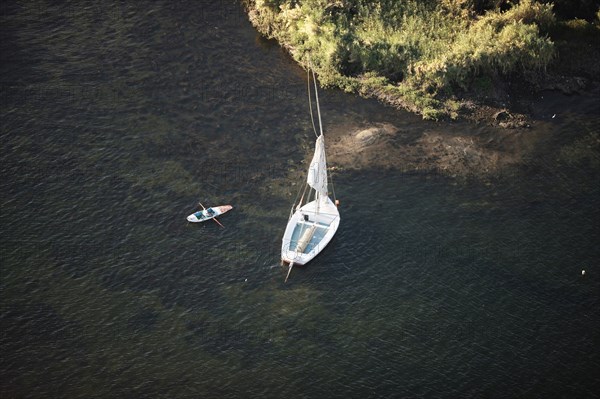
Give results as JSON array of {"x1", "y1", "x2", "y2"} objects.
[
  {"x1": 307, "y1": 61, "x2": 319, "y2": 138},
  {"x1": 289, "y1": 177, "x2": 306, "y2": 219},
  {"x1": 299, "y1": 180, "x2": 309, "y2": 206},
  {"x1": 290, "y1": 180, "x2": 310, "y2": 220},
  {"x1": 312, "y1": 68, "x2": 324, "y2": 137},
  {"x1": 295, "y1": 181, "x2": 309, "y2": 215},
  {"x1": 328, "y1": 167, "x2": 337, "y2": 202},
  {"x1": 291, "y1": 182, "x2": 302, "y2": 204}
]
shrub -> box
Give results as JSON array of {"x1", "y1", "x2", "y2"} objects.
[
  {"x1": 500, "y1": 0, "x2": 556, "y2": 33},
  {"x1": 244, "y1": 0, "x2": 557, "y2": 118}
]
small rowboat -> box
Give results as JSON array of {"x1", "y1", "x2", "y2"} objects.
[{"x1": 187, "y1": 205, "x2": 232, "y2": 223}]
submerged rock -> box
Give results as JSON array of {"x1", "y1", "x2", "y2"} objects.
[
  {"x1": 355, "y1": 127, "x2": 382, "y2": 145},
  {"x1": 352, "y1": 123, "x2": 398, "y2": 148},
  {"x1": 327, "y1": 120, "x2": 527, "y2": 178}
]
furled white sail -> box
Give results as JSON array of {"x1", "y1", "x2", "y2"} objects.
[{"x1": 307, "y1": 134, "x2": 328, "y2": 197}]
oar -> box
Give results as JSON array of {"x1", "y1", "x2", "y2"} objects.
[
  {"x1": 212, "y1": 216, "x2": 225, "y2": 229},
  {"x1": 199, "y1": 202, "x2": 225, "y2": 228}
]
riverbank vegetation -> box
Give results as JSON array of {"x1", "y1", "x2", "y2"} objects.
[{"x1": 244, "y1": 0, "x2": 600, "y2": 121}]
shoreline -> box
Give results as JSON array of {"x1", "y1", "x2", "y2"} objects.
[
  {"x1": 242, "y1": 1, "x2": 600, "y2": 180},
  {"x1": 299, "y1": 86, "x2": 600, "y2": 181},
  {"x1": 242, "y1": 1, "x2": 599, "y2": 128}
]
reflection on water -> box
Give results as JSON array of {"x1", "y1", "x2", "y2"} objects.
[{"x1": 1, "y1": 1, "x2": 599, "y2": 398}]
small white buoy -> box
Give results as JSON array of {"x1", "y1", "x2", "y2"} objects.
[
  {"x1": 245, "y1": 278, "x2": 248, "y2": 282},
  {"x1": 581, "y1": 270, "x2": 586, "y2": 276},
  {"x1": 552, "y1": 114, "x2": 556, "y2": 118}
]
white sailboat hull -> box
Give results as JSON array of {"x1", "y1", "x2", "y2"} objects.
[{"x1": 281, "y1": 197, "x2": 340, "y2": 265}]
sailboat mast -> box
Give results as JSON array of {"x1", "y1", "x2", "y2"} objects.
[
  {"x1": 312, "y1": 69, "x2": 324, "y2": 137},
  {"x1": 310, "y1": 69, "x2": 324, "y2": 214}
]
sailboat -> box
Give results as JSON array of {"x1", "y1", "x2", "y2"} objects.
[{"x1": 281, "y1": 66, "x2": 340, "y2": 282}]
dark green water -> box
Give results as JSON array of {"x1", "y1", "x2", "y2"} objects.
[{"x1": 1, "y1": 1, "x2": 599, "y2": 398}]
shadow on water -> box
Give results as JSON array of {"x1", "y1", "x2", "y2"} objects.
[{"x1": 1, "y1": 1, "x2": 599, "y2": 398}]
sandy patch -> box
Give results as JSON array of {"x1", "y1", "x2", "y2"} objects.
[{"x1": 327, "y1": 122, "x2": 530, "y2": 178}]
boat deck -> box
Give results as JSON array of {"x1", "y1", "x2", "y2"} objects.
[{"x1": 289, "y1": 221, "x2": 330, "y2": 254}]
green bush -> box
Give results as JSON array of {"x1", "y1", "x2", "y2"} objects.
[
  {"x1": 244, "y1": 0, "x2": 557, "y2": 119},
  {"x1": 498, "y1": 0, "x2": 556, "y2": 33}
]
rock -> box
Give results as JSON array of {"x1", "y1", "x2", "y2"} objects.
[
  {"x1": 493, "y1": 110, "x2": 511, "y2": 122},
  {"x1": 355, "y1": 127, "x2": 383, "y2": 145}
]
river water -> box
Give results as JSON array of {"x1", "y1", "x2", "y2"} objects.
[{"x1": 1, "y1": 2, "x2": 599, "y2": 398}]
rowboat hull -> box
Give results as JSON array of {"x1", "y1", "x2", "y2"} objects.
[{"x1": 187, "y1": 205, "x2": 232, "y2": 223}]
